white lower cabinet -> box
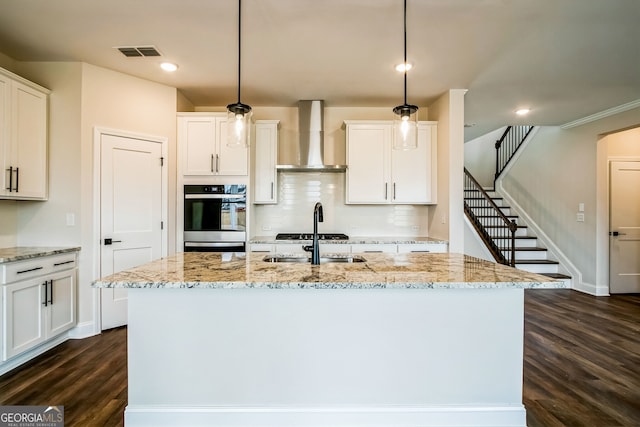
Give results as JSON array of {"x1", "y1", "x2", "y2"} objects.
[{"x1": 1, "y1": 252, "x2": 77, "y2": 361}]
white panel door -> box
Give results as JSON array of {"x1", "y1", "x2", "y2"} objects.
[
  {"x1": 101, "y1": 133, "x2": 163, "y2": 329},
  {"x1": 610, "y1": 161, "x2": 640, "y2": 293}
]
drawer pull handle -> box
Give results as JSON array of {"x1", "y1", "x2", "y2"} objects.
[
  {"x1": 17, "y1": 266, "x2": 44, "y2": 274},
  {"x1": 364, "y1": 250, "x2": 383, "y2": 253},
  {"x1": 410, "y1": 250, "x2": 430, "y2": 253},
  {"x1": 53, "y1": 260, "x2": 74, "y2": 267}
]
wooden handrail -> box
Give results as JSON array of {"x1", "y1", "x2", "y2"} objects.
[{"x1": 464, "y1": 168, "x2": 517, "y2": 266}]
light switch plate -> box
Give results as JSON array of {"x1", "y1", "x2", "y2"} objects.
[{"x1": 576, "y1": 213, "x2": 585, "y2": 222}]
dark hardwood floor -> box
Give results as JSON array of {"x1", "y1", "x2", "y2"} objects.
[{"x1": 0, "y1": 290, "x2": 638, "y2": 426}]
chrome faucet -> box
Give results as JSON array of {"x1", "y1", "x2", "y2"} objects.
[{"x1": 303, "y1": 202, "x2": 324, "y2": 264}]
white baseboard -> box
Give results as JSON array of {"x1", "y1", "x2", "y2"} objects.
[
  {"x1": 125, "y1": 405, "x2": 527, "y2": 427},
  {"x1": 67, "y1": 321, "x2": 100, "y2": 339}
]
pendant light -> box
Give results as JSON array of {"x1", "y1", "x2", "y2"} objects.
[
  {"x1": 226, "y1": 0, "x2": 252, "y2": 148},
  {"x1": 392, "y1": 0, "x2": 418, "y2": 150}
]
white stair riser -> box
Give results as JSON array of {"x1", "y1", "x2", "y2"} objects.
[
  {"x1": 516, "y1": 263, "x2": 559, "y2": 274},
  {"x1": 501, "y1": 250, "x2": 549, "y2": 260},
  {"x1": 493, "y1": 238, "x2": 538, "y2": 248}
]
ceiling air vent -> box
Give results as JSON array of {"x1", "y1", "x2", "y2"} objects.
[{"x1": 116, "y1": 46, "x2": 162, "y2": 57}]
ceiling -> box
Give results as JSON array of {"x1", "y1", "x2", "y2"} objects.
[{"x1": 0, "y1": 0, "x2": 639, "y2": 140}]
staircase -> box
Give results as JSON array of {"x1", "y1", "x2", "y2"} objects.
[
  {"x1": 464, "y1": 125, "x2": 571, "y2": 285},
  {"x1": 464, "y1": 184, "x2": 571, "y2": 284}
]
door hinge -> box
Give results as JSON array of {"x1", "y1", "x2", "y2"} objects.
[
  {"x1": 161, "y1": 221, "x2": 164, "y2": 230},
  {"x1": 160, "y1": 156, "x2": 164, "y2": 166}
]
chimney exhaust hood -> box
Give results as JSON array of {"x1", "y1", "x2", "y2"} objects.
[{"x1": 276, "y1": 100, "x2": 347, "y2": 172}]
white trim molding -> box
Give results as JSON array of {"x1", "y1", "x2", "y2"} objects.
[
  {"x1": 561, "y1": 99, "x2": 640, "y2": 129},
  {"x1": 124, "y1": 405, "x2": 527, "y2": 427}
]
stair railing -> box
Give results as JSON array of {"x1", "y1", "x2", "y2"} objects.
[
  {"x1": 495, "y1": 125, "x2": 534, "y2": 183},
  {"x1": 464, "y1": 168, "x2": 518, "y2": 267}
]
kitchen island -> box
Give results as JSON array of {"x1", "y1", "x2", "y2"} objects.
[{"x1": 94, "y1": 252, "x2": 566, "y2": 427}]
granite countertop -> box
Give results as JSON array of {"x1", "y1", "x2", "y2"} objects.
[
  {"x1": 93, "y1": 251, "x2": 565, "y2": 290},
  {"x1": 0, "y1": 246, "x2": 81, "y2": 263},
  {"x1": 251, "y1": 236, "x2": 448, "y2": 245}
]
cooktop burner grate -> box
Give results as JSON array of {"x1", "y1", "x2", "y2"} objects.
[{"x1": 275, "y1": 233, "x2": 349, "y2": 241}]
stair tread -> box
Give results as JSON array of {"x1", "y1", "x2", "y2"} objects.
[
  {"x1": 539, "y1": 273, "x2": 572, "y2": 279},
  {"x1": 516, "y1": 259, "x2": 559, "y2": 264}
]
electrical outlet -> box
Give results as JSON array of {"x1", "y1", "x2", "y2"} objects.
[
  {"x1": 576, "y1": 213, "x2": 585, "y2": 222},
  {"x1": 441, "y1": 215, "x2": 447, "y2": 224},
  {"x1": 66, "y1": 213, "x2": 75, "y2": 226},
  {"x1": 261, "y1": 225, "x2": 272, "y2": 231},
  {"x1": 411, "y1": 225, "x2": 419, "y2": 231}
]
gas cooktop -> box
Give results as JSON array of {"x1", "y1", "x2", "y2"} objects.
[{"x1": 275, "y1": 233, "x2": 349, "y2": 241}]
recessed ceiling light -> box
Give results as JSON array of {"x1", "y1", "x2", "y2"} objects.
[
  {"x1": 160, "y1": 62, "x2": 178, "y2": 72},
  {"x1": 395, "y1": 62, "x2": 413, "y2": 72},
  {"x1": 515, "y1": 108, "x2": 530, "y2": 116}
]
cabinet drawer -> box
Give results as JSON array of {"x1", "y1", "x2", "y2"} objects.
[
  {"x1": 397, "y1": 243, "x2": 448, "y2": 253},
  {"x1": 250, "y1": 243, "x2": 274, "y2": 253},
  {"x1": 351, "y1": 244, "x2": 397, "y2": 253},
  {"x1": 1, "y1": 253, "x2": 77, "y2": 285}
]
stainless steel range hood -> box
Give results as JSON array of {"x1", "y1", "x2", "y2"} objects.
[{"x1": 276, "y1": 100, "x2": 347, "y2": 172}]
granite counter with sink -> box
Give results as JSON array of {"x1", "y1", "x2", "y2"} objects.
[{"x1": 93, "y1": 251, "x2": 564, "y2": 427}]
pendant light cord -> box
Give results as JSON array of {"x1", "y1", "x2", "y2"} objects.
[
  {"x1": 403, "y1": 0, "x2": 408, "y2": 106},
  {"x1": 237, "y1": 0, "x2": 242, "y2": 103}
]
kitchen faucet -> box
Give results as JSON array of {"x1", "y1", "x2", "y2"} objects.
[{"x1": 303, "y1": 202, "x2": 323, "y2": 264}]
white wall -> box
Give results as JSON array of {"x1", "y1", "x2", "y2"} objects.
[
  {"x1": 427, "y1": 90, "x2": 467, "y2": 252},
  {"x1": 464, "y1": 127, "x2": 506, "y2": 188},
  {"x1": 500, "y1": 107, "x2": 640, "y2": 294}
]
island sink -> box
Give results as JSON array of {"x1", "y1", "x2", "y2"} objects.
[{"x1": 263, "y1": 254, "x2": 366, "y2": 263}]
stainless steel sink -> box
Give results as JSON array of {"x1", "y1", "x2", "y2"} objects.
[{"x1": 263, "y1": 255, "x2": 366, "y2": 263}]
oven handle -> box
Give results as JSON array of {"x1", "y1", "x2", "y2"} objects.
[
  {"x1": 184, "y1": 242, "x2": 245, "y2": 248},
  {"x1": 185, "y1": 194, "x2": 245, "y2": 199}
]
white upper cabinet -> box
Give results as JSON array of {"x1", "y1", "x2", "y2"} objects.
[
  {"x1": 345, "y1": 122, "x2": 390, "y2": 203},
  {"x1": 178, "y1": 113, "x2": 248, "y2": 176},
  {"x1": 253, "y1": 120, "x2": 279, "y2": 204},
  {"x1": 0, "y1": 68, "x2": 50, "y2": 200},
  {"x1": 345, "y1": 120, "x2": 437, "y2": 204}
]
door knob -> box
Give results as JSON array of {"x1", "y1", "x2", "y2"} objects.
[{"x1": 104, "y1": 238, "x2": 123, "y2": 245}]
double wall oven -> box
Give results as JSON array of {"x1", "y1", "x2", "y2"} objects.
[{"x1": 183, "y1": 184, "x2": 246, "y2": 252}]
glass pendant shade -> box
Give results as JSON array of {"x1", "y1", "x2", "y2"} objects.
[
  {"x1": 393, "y1": 104, "x2": 418, "y2": 150},
  {"x1": 226, "y1": 102, "x2": 252, "y2": 148}
]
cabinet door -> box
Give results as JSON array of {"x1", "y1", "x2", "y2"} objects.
[
  {"x1": 10, "y1": 81, "x2": 48, "y2": 199},
  {"x1": 253, "y1": 122, "x2": 278, "y2": 203},
  {"x1": 216, "y1": 118, "x2": 248, "y2": 176},
  {"x1": 3, "y1": 278, "x2": 46, "y2": 360},
  {"x1": 391, "y1": 123, "x2": 434, "y2": 204},
  {"x1": 47, "y1": 269, "x2": 76, "y2": 337},
  {"x1": 346, "y1": 124, "x2": 390, "y2": 204},
  {"x1": 0, "y1": 74, "x2": 9, "y2": 196},
  {"x1": 180, "y1": 116, "x2": 216, "y2": 175}
]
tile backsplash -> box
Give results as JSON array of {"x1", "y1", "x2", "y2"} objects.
[{"x1": 251, "y1": 172, "x2": 430, "y2": 237}]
